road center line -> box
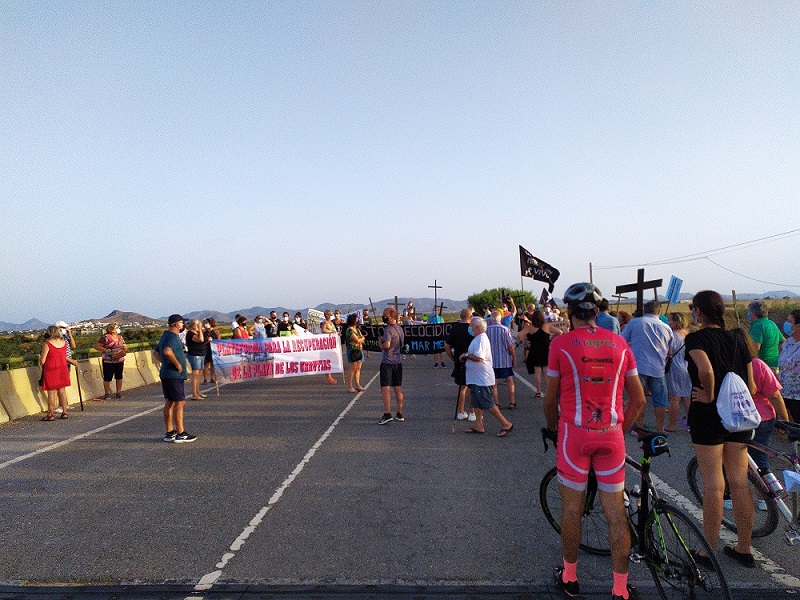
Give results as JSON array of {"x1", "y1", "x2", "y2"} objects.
[{"x1": 190, "y1": 372, "x2": 379, "y2": 595}]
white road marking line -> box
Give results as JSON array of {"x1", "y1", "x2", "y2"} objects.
[
  {"x1": 650, "y1": 471, "x2": 800, "y2": 589},
  {"x1": 189, "y1": 373, "x2": 379, "y2": 597},
  {"x1": 0, "y1": 404, "x2": 163, "y2": 470}
]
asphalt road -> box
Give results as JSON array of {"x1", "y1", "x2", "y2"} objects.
[{"x1": 2, "y1": 355, "x2": 799, "y2": 599}]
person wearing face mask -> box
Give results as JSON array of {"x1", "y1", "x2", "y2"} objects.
[
  {"x1": 266, "y1": 311, "x2": 280, "y2": 338},
  {"x1": 320, "y1": 310, "x2": 338, "y2": 384},
  {"x1": 154, "y1": 315, "x2": 195, "y2": 442},
  {"x1": 253, "y1": 315, "x2": 267, "y2": 339},
  {"x1": 746, "y1": 300, "x2": 784, "y2": 374},
  {"x1": 185, "y1": 319, "x2": 207, "y2": 400},
  {"x1": 94, "y1": 322, "x2": 127, "y2": 400},
  {"x1": 232, "y1": 315, "x2": 251, "y2": 339},
  {"x1": 294, "y1": 312, "x2": 308, "y2": 333},
  {"x1": 55, "y1": 320, "x2": 76, "y2": 369},
  {"x1": 778, "y1": 309, "x2": 800, "y2": 422},
  {"x1": 333, "y1": 310, "x2": 345, "y2": 334},
  {"x1": 278, "y1": 311, "x2": 296, "y2": 336},
  {"x1": 202, "y1": 318, "x2": 219, "y2": 384}
]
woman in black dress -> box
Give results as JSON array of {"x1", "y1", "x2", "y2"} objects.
[{"x1": 517, "y1": 309, "x2": 563, "y2": 398}]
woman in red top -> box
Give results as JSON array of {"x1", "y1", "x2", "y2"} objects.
[
  {"x1": 232, "y1": 315, "x2": 251, "y2": 339},
  {"x1": 40, "y1": 325, "x2": 78, "y2": 420}
]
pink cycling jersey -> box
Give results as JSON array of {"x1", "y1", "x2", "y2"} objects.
[{"x1": 547, "y1": 326, "x2": 637, "y2": 430}]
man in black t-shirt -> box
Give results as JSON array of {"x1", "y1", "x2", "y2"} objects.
[{"x1": 445, "y1": 307, "x2": 476, "y2": 422}]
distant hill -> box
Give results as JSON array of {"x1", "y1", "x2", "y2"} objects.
[
  {"x1": 89, "y1": 310, "x2": 166, "y2": 327},
  {"x1": 0, "y1": 318, "x2": 49, "y2": 333}
]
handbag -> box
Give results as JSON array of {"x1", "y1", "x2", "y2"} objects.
[
  {"x1": 664, "y1": 342, "x2": 684, "y2": 374},
  {"x1": 348, "y1": 348, "x2": 363, "y2": 362}
]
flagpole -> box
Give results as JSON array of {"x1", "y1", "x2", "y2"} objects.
[{"x1": 589, "y1": 262, "x2": 593, "y2": 284}]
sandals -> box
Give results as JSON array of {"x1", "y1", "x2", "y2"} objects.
[
  {"x1": 497, "y1": 424, "x2": 514, "y2": 437},
  {"x1": 41, "y1": 414, "x2": 56, "y2": 421},
  {"x1": 60, "y1": 413, "x2": 69, "y2": 419},
  {"x1": 508, "y1": 402, "x2": 517, "y2": 410}
]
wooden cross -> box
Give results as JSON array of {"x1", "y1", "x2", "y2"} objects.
[
  {"x1": 386, "y1": 296, "x2": 401, "y2": 316},
  {"x1": 428, "y1": 279, "x2": 443, "y2": 310},
  {"x1": 615, "y1": 269, "x2": 662, "y2": 316},
  {"x1": 612, "y1": 294, "x2": 628, "y2": 313}
]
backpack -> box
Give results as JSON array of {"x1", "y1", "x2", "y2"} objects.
[{"x1": 716, "y1": 370, "x2": 760, "y2": 433}]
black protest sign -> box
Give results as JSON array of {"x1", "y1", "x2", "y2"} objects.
[{"x1": 360, "y1": 323, "x2": 452, "y2": 355}]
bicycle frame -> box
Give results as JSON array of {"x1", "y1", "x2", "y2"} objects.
[{"x1": 746, "y1": 428, "x2": 800, "y2": 545}]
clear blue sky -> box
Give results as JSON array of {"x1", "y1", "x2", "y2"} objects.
[{"x1": 2, "y1": 1, "x2": 798, "y2": 323}]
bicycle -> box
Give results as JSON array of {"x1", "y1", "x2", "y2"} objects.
[
  {"x1": 540, "y1": 426, "x2": 730, "y2": 600},
  {"x1": 686, "y1": 419, "x2": 800, "y2": 544}
]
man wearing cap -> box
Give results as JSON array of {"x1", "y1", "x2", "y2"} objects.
[
  {"x1": 154, "y1": 315, "x2": 196, "y2": 443},
  {"x1": 56, "y1": 321, "x2": 76, "y2": 368},
  {"x1": 543, "y1": 283, "x2": 645, "y2": 600}
]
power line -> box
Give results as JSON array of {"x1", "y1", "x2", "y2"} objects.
[
  {"x1": 593, "y1": 228, "x2": 800, "y2": 270},
  {"x1": 704, "y1": 258, "x2": 800, "y2": 289}
]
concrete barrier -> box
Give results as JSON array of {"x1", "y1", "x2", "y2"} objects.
[{"x1": 0, "y1": 350, "x2": 159, "y2": 422}]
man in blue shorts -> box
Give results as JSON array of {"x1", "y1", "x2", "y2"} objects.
[
  {"x1": 461, "y1": 316, "x2": 513, "y2": 436},
  {"x1": 154, "y1": 314, "x2": 196, "y2": 443},
  {"x1": 621, "y1": 300, "x2": 672, "y2": 433},
  {"x1": 486, "y1": 309, "x2": 517, "y2": 409}
]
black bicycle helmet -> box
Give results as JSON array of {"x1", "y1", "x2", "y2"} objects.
[{"x1": 562, "y1": 282, "x2": 603, "y2": 310}]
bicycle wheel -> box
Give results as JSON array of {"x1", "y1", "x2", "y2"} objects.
[
  {"x1": 645, "y1": 502, "x2": 731, "y2": 600},
  {"x1": 539, "y1": 466, "x2": 610, "y2": 555},
  {"x1": 686, "y1": 456, "x2": 779, "y2": 538}
]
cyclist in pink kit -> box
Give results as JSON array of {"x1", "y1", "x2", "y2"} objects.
[{"x1": 543, "y1": 283, "x2": 645, "y2": 600}]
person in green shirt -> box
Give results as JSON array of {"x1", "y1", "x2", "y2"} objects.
[{"x1": 747, "y1": 300, "x2": 784, "y2": 372}]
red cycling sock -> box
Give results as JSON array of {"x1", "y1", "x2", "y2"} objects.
[
  {"x1": 612, "y1": 571, "x2": 629, "y2": 598},
  {"x1": 562, "y1": 559, "x2": 578, "y2": 582}
]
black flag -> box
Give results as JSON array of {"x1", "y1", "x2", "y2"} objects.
[{"x1": 519, "y1": 246, "x2": 560, "y2": 293}]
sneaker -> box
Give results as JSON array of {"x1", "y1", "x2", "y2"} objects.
[
  {"x1": 54, "y1": 406, "x2": 63, "y2": 414},
  {"x1": 378, "y1": 413, "x2": 394, "y2": 425},
  {"x1": 553, "y1": 566, "x2": 579, "y2": 598},
  {"x1": 467, "y1": 413, "x2": 477, "y2": 422},
  {"x1": 433, "y1": 363, "x2": 439, "y2": 369},
  {"x1": 440, "y1": 362, "x2": 447, "y2": 368},
  {"x1": 163, "y1": 430, "x2": 177, "y2": 442},
  {"x1": 612, "y1": 584, "x2": 638, "y2": 600},
  {"x1": 174, "y1": 431, "x2": 197, "y2": 443},
  {"x1": 115, "y1": 392, "x2": 124, "y2": 399},
  {"x1": 395, "y1": 412, "x2": 405, "y2": 422},
  {"x1": 457, "y1": 412, "x2": 469, "y2": 420},
  {"x1": 723, "y1": 499, "x2": 733, "y2": 510}
]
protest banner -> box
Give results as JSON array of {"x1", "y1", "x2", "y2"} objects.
[
  {"x1": 211, "y1": 334, "x2": 343, "y2": 382},
  {"x1": 360, "y1": 323, "x2": 452, "y2": 355}
]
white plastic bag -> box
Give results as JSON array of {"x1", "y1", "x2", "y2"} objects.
[{"x1": 716, "y1": 371, "x2": 761, "y2": 432}]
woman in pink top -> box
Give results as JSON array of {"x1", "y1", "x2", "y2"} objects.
[{"x1": 740, "y1": 329, "x2": 789, "y2": 471}]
